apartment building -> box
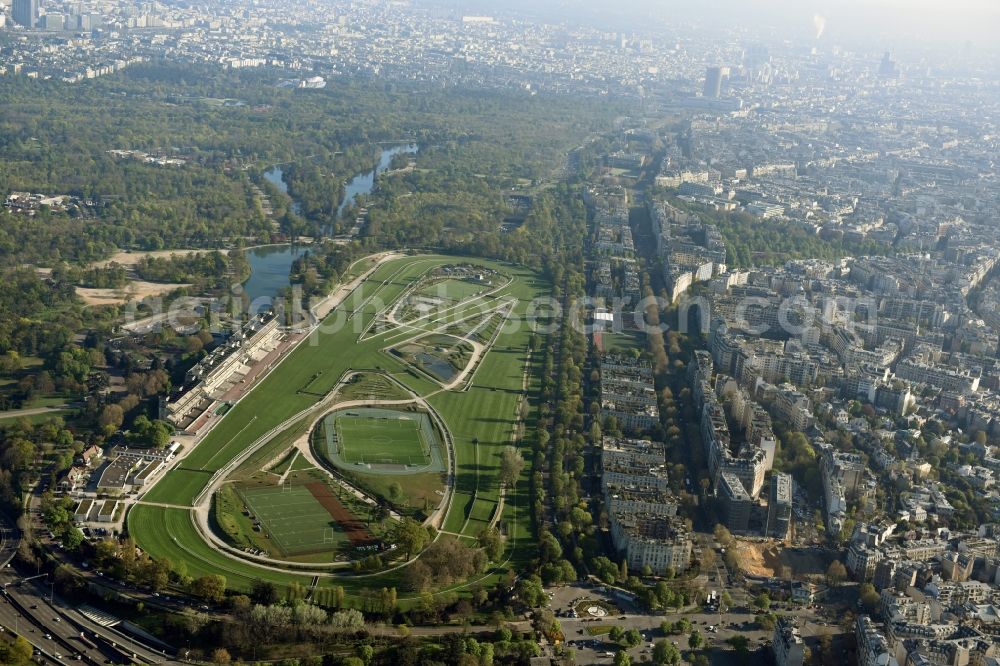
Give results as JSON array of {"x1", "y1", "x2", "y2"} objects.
[{"x1": 773, "y1": 617, "x2": 806, "y2": 666}]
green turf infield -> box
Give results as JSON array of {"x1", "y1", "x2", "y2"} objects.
[
  {"x1": 236, "y1": 483, "x2": 353, "y2": 555},
  {"x1": 416, "y1": 277, "x2": 486, "y2": 303},
  {"x1": 335, "y1": 413, "x2": 430, "y2": 465}
]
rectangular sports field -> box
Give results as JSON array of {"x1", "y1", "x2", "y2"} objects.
[
  {"x1": 335, "y1": 416, "x2": 430, "y2": 465},
  {"x1": 237, "y1": 483, "x2": 368, "y2": 555}
]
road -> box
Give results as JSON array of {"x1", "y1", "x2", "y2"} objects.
[
  {"x1": 0, "y1": 510, "x2": 175, "y2": 665},
  {"x1": 0, "y1": 571, "x2": 178, "y2": 665},
  {"x1": 3, "y1": 252, "x2": 418, "y2": 662},
  {"x1": 0, "y1": 405, "x2": 72, "y2": 420},
  {"x1": 0, "y1": 593, "x2": 66, "y2": 665},
  {"x1": 0, "y1": 512, "x2": 20, "y2": 568},
  {"x1": 0, "y1": 577, "x2": 109, "y2": 665}
]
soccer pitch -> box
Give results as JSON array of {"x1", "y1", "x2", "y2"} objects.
[
  {"x1": 238, "y1": 484, "x2": 355, "y2": 555},
  {"x1": 335, "y1": 414, "x2": 430, "y2": 465}
]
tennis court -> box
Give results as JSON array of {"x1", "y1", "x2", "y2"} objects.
[
  {"x1": 236, "y1": 482, "x2": 369, "y2": 555},
  {"x1": 335, "y1": 413, "x2": 430, "y2": 465}
]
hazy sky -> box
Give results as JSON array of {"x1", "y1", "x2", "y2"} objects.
[{"x1": 435, "y1": 0, "x2": 1000, "y2": 48}]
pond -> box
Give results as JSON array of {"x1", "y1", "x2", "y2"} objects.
[
  {"x1": 241, "y1": 244, "x2": 310, "y2": 306},
  {"x1": 415, "y1": 352, "x2": 457, "y2": 383},
  {"x1": 336, "y1": 144, "x2": 419, "y2": 218},
  {"x1": 262, "y1": 166, "x2": 302, "y2": 216}
]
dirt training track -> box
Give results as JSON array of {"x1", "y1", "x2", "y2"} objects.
[{"x1": 305, "y1": 482, "x2": 373, "y2": 547}]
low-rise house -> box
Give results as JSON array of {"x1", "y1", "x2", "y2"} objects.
[
  {"x1": 80, "y1": 445, "x2": 102, "y2": 467},
  {"x1": 59, "y1": 466, "x2": 87, "y2": 493}
]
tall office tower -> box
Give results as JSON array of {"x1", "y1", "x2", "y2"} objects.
[
  {"x1": 743, "y1": 45, "x2": 771, "y2": 83},
  {"x1": 743, "y1": 45, "x2": 769, "y2": 72},
  {"x1": 703, "y1": 66, "x2": 730, "y2": 98},
  {"x1": 12, "y1": 0, "x2": 38, "y2": 27},
  {"x1": 878, "y1": 52, "x2": 900, "y2": 80}
]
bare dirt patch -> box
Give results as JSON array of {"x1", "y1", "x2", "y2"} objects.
[
  {"x1": 91, "y1": 249, "x2": 206, "y2": 268},
  {"x1": 304, "y1": 481, "x2": 373, "y2": 548},
  {"x1": 734, "y1": 540, "x2": 837, "y2": 580},
  {"x1": 733, "y1": 540, "x2": 772, "y2": 577},
  {"x1": 77, "y1": 280, "x2": 191, "y2": 306},
  {"x1": 78, "y1": 249, "x2": 205, "y2": 305}
]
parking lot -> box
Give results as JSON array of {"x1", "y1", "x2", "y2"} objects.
[{"x1": 545, "y1": 582, "x2": 840, "y2": 665}]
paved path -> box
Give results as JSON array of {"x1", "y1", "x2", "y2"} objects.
[
  {"x1": 274, "y1": 450, "x2": 300, "y2": 486},
  {"x1": 310, "y1": 252, "x2": 402, "y2": 323},
  {"x1": 0, "y1": 405, "x2": 70, "y2": 420},
  {"x1": 185, "y1": 361, "x2": 457, "y2": 573},
  {"x1": 135, "y1": 501, "x2": 190, "y2": 510}
]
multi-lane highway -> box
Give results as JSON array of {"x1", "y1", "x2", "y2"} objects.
[
  {"x1": 0, "y1": 572, "x2": 178, "y2": 665},
  {"x1": 0, "y1": 504, "x2": 23, "y2": 572},
  {"x1": 0, "y1": 509, "x2": 175, "y2": 665},
  {"x1": 0, "y1": 577, "x2": 104, "y2": 664}
]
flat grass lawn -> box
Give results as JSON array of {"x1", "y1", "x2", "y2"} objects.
[
  {"x1": 238, "y1": 484, "x2": 347, "y2": 555},
  {"x1": 268, "y1": 449, "x2": 298, "y2": 476},
  {"x1": 142, "y1": 256, "x2": 442, "y2": 505},
  {"x1": 338, "y1": 373, "x2": 411, "y2": 402},
  {"x1": 289, "y1": 454, "x2": 315, "y2": 471},
  {"x1": 0, "y1": 410, "x2": 71, "y2": 426},
  {"x1": 128, "y1": 504, "x2": 314, "y2": 590},
  {"x1": 232, "y1": 416, "x2": 312, "y2": 481},
  {"x1": 431, "y1": 272, "x2": 539, "y2": 537},
  {"x1": 336, "y1": 415, "x2": 429, "y2": 465},
  {"x1": 417, "y1": 278, "x2": 486, "y2": 302},
  {"x1": 145, "y1": 468, "x2": 215, "y2": 505},
  {"x1": 599, "y1": 330, "x2": 646, "y2": 355},
  {"x1": 341, "y1": 469, "x2": 444, "y2": 514}
]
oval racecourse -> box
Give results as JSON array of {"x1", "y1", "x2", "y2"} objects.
[{"x1": 127, "y1": 254, "x2": 545, "y2": 604}]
